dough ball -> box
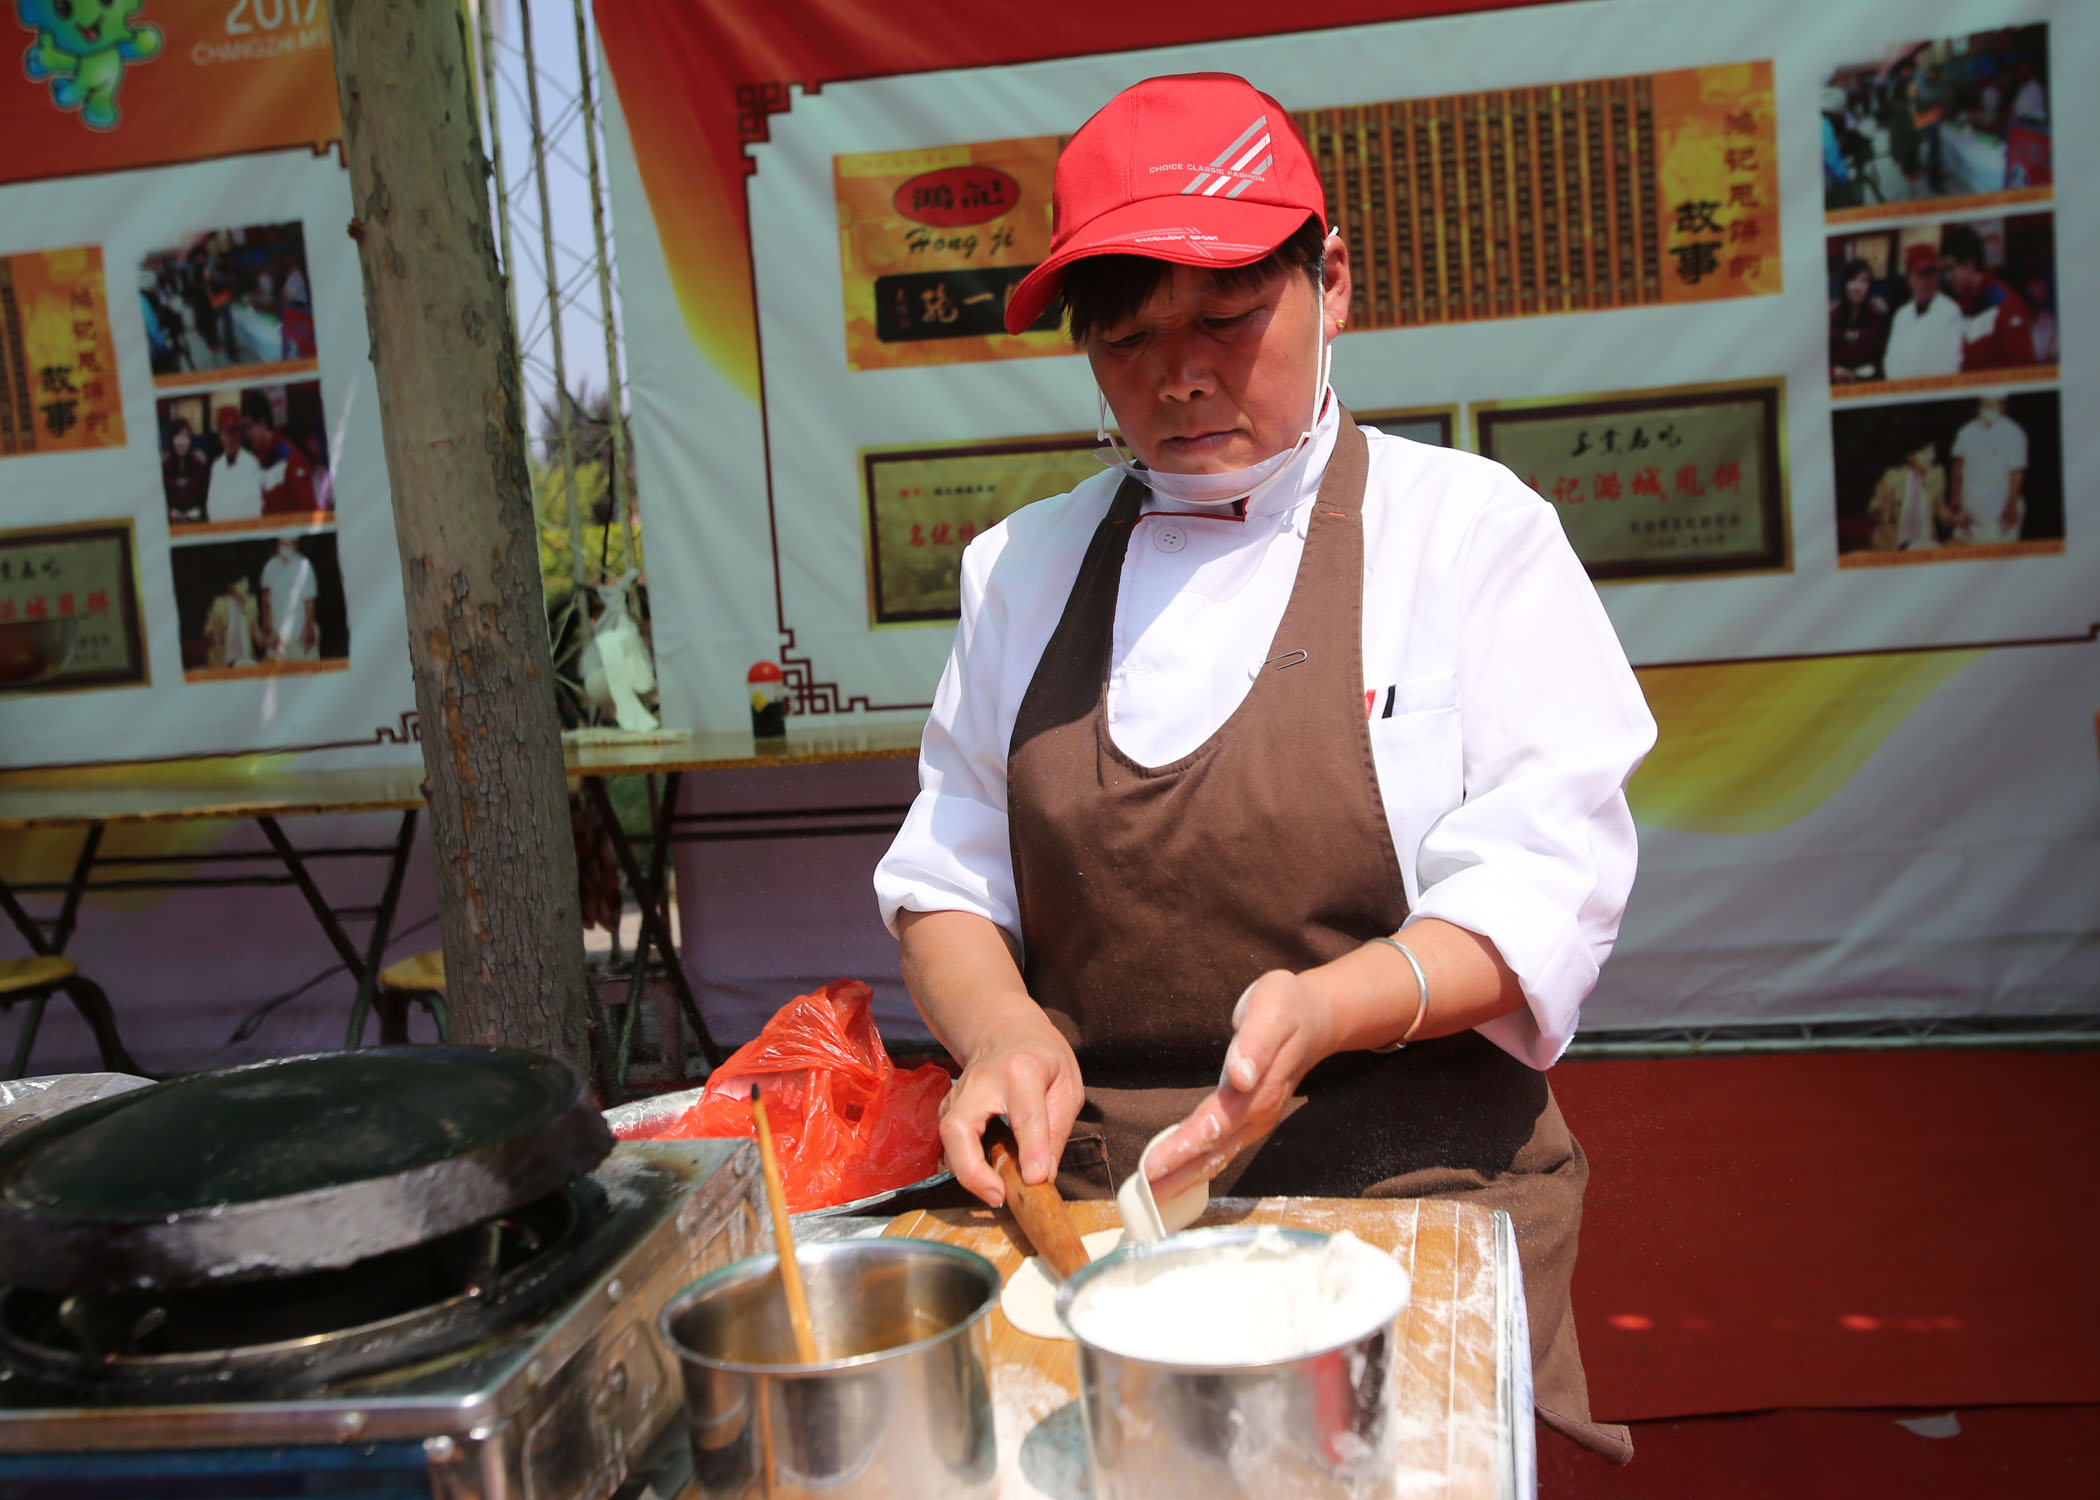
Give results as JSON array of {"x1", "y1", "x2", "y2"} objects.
[{"x1": 1000, "y1": 1229, "x2": 1123, "y2": 1341}]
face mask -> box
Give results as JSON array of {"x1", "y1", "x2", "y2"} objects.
[{"x1": 1093, "y1": 234, "x2": 1338, "y2": 508}]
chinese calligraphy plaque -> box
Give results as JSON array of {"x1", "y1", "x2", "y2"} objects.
[{"x1": 1475, "y1": 379, "x2": 1788, "y2": 581}]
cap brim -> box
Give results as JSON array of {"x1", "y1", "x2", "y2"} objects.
[{"x1": 1004, "y1": 197, "x2": 1319, "y2": 335}]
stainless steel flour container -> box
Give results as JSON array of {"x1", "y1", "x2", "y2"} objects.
[
  {"x1": 1055, "y1": 1226, "x2": 1401, "y2": 1500},
  {"x1": 660, "y1": 1238, "x2": 1000, "y2": 1499}
]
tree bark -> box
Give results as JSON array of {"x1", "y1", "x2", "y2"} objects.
[{"x1": 327, "y1": 0, "x2": 590, "y2": 1076}]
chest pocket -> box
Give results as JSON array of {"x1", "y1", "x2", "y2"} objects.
[
  {"x1": 1366, "y1": 672, "x2": 1463, "y2": 869},
  {"x1": 1372, "y1": 672, "x2": 1457, "y2": 720}
]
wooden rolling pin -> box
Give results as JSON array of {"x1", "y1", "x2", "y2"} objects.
[{"x1": 982, "y1": 1118, "x2": 1091, "y2": 1281}]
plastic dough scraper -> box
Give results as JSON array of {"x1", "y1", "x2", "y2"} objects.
[{"x1": 1116, "y1": 1124, "x2": 1210, "y2": 1241}]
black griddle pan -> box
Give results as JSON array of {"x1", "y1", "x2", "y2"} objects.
[{"x1": 0, "y1": 1046, "x2": 612, "y2": 1293}]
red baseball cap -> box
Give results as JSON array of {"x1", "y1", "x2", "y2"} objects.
[
  {"x1": 1904, "y1": 243, "x2": 1941, "y2": 272},
  {"x1": 1004, "y1": 73, "x2": 1326, "y2": 335}
]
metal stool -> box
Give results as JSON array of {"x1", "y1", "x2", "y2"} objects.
[
  {"x1": 368, "y1": 950, "x2": 448, "y2": 1045},
  {"x1": 1, "y1": 956, "x2": 141, "y2": 1079}
]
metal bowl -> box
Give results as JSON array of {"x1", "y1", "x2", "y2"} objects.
[
  {"x1": 604, "y1": 1085, "x2": 956, "y2": 1221},
  {"x1": 660, "y1": 1237, "x2": 1000, "y2": 1498},
  {"x1": 1055, "y1": 1226, "x2": 1403, "y2": 1499}
]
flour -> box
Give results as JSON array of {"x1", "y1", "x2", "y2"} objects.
[
  {"x1": 1064, "y1": 1227, "x2": 1411, "y2": 1365},
  {"x1": 992, "y1": 1364, "x2": 1093, "y2": 1499}
]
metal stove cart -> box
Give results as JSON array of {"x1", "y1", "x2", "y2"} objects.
[{"x1": 0, "y1": 1047, "x2": 763, "y2": 1500}]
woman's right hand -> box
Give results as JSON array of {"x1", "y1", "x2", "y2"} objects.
[
  {"x1": 938, "y1": 1023, "x2": 1084, "y2": 1207},
  {"x1": 896, "y1": 907, "x2": 1085, "y2": 1208}
]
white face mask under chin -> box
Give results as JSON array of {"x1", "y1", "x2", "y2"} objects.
[{"x1": 1094, "y1": 293, "x2": 1335, "y2": 509}]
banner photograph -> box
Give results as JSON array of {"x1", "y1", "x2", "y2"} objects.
[
  {"x1": 140, "y1": 219, "x2": 320, "y2": 387},
  {"x1": 1832, "y1": 388, "x2": 2062, "y2": 565},
  {"x1": 1821, "y1": 20, "x2": 2052, "y2": 222},
  {"x1": 1825, "y1": 209, "x2": 2057, "y2": 396}
]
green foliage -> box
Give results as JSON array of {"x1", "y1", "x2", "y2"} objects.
[{"x1": 537, "y1": 459, "x2": 643, "y2": 611}]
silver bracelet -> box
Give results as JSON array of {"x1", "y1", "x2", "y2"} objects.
[{"x1": 1369, "y1": 935, "x2": 1428, "y2": 1053}]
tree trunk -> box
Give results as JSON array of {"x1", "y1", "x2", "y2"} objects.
[{"x1": 327, "y1": 0, "x2": 590, "y2": 1077}]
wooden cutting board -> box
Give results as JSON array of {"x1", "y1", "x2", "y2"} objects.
[{"x1": 884, "y1": 1195, "x2": 1516, "y2": 1498}]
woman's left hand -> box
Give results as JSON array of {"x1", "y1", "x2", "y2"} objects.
[{"x1": 1142, "y1": 968, "x2": 1338, "y2": 1204}]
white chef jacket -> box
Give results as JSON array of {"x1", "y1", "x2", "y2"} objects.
[
  {"x1": 260, "y1": 548, "x2": 318, "y2": 660},
  {"x1": 1882, "y1": 294, "x2": 1963, "y2": 382},
  {"x1": 1950, "y1": 412, "x2": 2028, "y2": 543},
  {"x1": 206, "y1": 446, "x2": 265, "y2": 523},
  {"x1": 874, "y1": 395, "x2": 1657, "y2": 1068}
]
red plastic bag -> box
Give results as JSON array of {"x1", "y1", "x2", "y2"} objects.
[{"x1": 611, "y1": 979, "x2": 951, "y2": 1212}]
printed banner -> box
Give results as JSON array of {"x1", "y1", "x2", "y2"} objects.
[
  {"x1": 599, "y1": 0, "x2": 2098, "y2": 1041},
  {"x1": 0, "y1": 6, "x2": 415, "y2": 767},
  {"x1": 1475, "y1": 379, "x2": 1787, "y2": 581},
  {"x1": 0, "y1": 247, "x2": 124, "y2": 456},
  {"x1": 2, "y1": 0, "x2": 341, "y2": 185},
  {"x1": 862, "y1": 435, "x2": 1099, "y2": 623},
  {"x1": 0, "y1": 519, "x2": 146, "y2": 690}
]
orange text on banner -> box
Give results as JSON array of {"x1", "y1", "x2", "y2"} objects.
[{"x1": 0, "y1": 247, "x2": 125, "y2": 456}]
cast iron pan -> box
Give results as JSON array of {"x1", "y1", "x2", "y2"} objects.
[{"x1": 0, "y1": 1046, "x2": 612, "y2": 1294}]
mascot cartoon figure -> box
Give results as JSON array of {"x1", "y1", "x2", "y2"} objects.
[{"x1": 18, "y1": 0, "x2": 161, "y2": 131}]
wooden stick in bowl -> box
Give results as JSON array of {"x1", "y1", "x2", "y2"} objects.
[{"x1": 750, "y1": 1085, "x2": 819, "y2": 1364}]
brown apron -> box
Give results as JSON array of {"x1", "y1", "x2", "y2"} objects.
[{"x1": 1006, "y1": 412, "x2": 1631, "y2": 1461}]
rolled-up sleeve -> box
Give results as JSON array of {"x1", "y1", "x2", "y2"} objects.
[
  {"x1": 874, "y1": 535, "x2": 1021, "y2": 939},
  {"x1": 1405, "y1": 489, "x2": 1657, "y2": 1067}
]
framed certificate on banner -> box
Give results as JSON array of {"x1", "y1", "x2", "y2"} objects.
[
  {"x1": 863, "y1": 435, "x2": 1104, "y2": 625},
  {"x1": 1357, "y1": 405, "x2": 1458, "y2": 448},
  {"x1": 1473, "y1": 379, "x2": 1789, "y2": 582},
  {"x1": 0, "y1": 520, "x2": 148, "y2": 693}
]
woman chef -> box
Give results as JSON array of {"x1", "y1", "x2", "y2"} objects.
[{"x1": 874, "y1": 73, "x2": 1655, "y2": 1458}]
